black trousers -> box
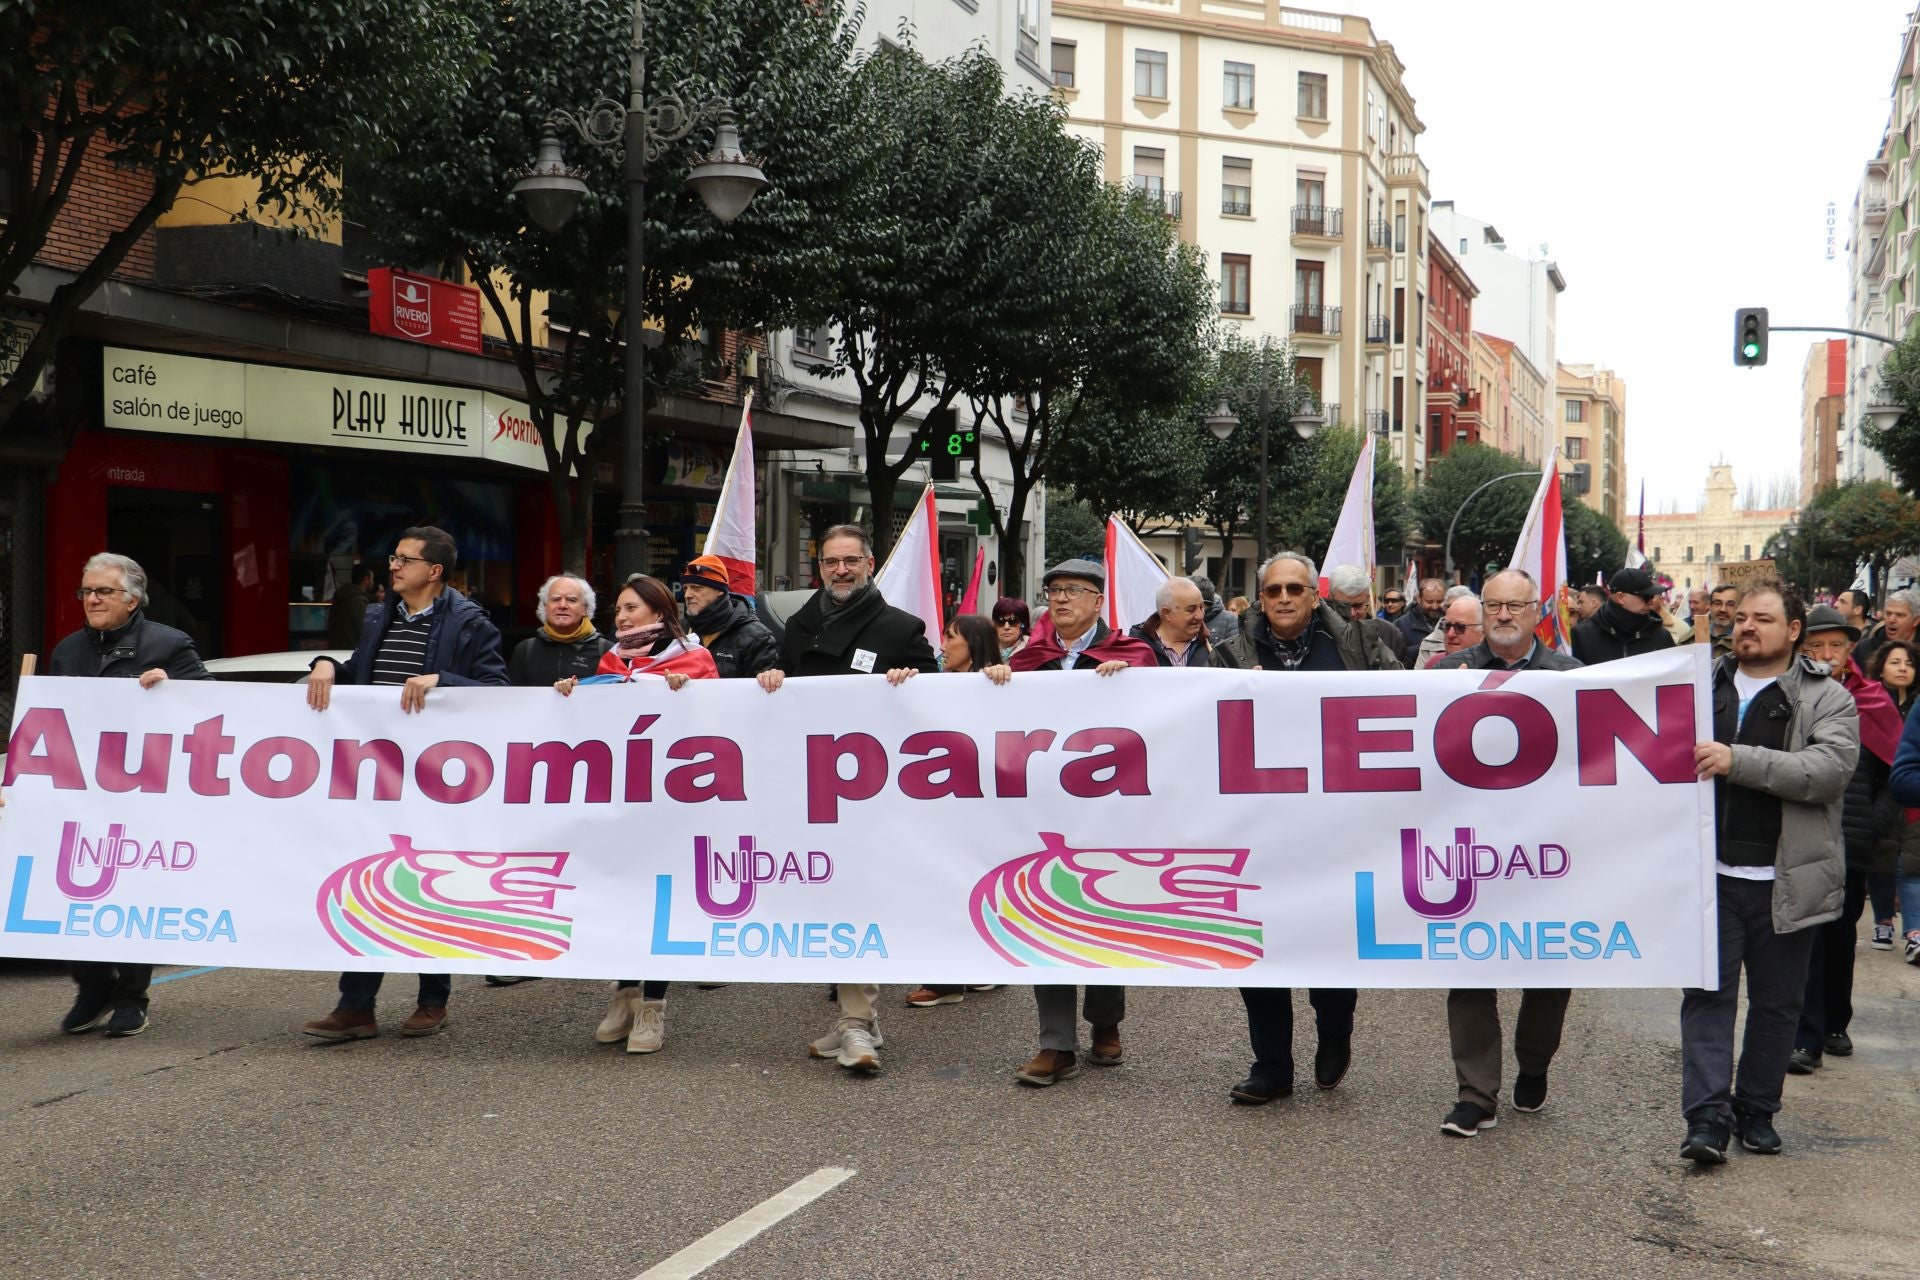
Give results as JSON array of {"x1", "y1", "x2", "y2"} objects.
[
  {"x1": 615, "y1": 980, "x2": 670, "y2": 999},
  {"x1": 1682, "y1": 876, "x2": 1817, "y2": 1122},
  {"x1": 1796, "y1": 869, "x2": 1869, "y2": 1050},
  {"x1": 336, "y1": 971, "x2": 451, "y2": 1012},
  {"x1": 1239, "y1": 987, "x2": 1356, "y2": 1086},
  {"x1": 70, "y1": 961, "x2": 153, "y2": 1011}
]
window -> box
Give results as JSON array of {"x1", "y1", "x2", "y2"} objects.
[
  {"x1": 1458, "y1": 237, "x2": 1468, "y2": 254},
  {"x1": 794, "y1": 324, "x2": 827, "y2": 358},
  {"x1": 1394, "y1": 211, "x2": 1406, "y2": 252},
  {"x1": 1713, "y1": 543, "x2": 1722, "y2": 559},
  {"x1": 1295, "y1": 259, "x2": 1323, "y2": 312},
  {"x1": 1051, "y1": 40, "x2": 1076, "y2": 88},
  {"x1": 1135, "y1": 49, "x2": 1168, "y2": 98},
  {"x1": 1654, "y1": 546, "x2": 1662, "y2": 562},
  {"x1": 1222, "y1": 157, "x2": 1252, "y2": 216},
  {"x1": 1295, "y1": 355, "x2": 1323, "y2": 397},
  {"x1": 1565, "y1": 400, "x2": 1586, "y2": 423},
  {"x1": 1392, "y1": 375, "x2": 1404, "y2": 431},
  {"x1": 1016, "y1": 0, "x2": 1040, "y2": 63},
  {"x1": 1744, "y1": 544, "x2": 1752, "y2": 559},
  {"x1": 1297, "y1": 71, "x2": 1327, "y2": 119},
  {"x1": 1131, "y1": 146, "x2": 1165, "y2": 195},
  {"x1": 1220, "y1": 254, "x2": 1251, "y2": 315},
  {"x1": 1224, "y1": 61, "x2": 1255, "y2": 110},
  {"x1": 1685, "y1": 547, "x2": 1694, "y2": 563},
  {"x1": 1366, "y1": 90, "x2": 1377, "y2": 141},
  {"x1": 1393, "y1": 287, "x2": 1404, "y2": 344},
  {"x1": 1295, "y1": 172, "x2": 1324, "y2": 212},
  {"x1": 1564, "y1": 436, "x2": 1585, "y2": 460}
]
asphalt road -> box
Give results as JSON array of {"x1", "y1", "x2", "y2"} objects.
[{"x1": 2, "y1": 926, "x2": 1915, "y2": 1280}]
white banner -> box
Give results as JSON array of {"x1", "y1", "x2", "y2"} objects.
[{"x1": 0, "y1": 651, "x2": 1717, "y2": 988}]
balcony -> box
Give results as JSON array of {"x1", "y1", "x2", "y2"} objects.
[
  {"x1": 1364, "y1": 314, "x2": 1390, "y2": 345},
  {"x1": 1365, "y1": 410, "x2": 1389, "y2": 435},
  {"x1": 1290, "y1": 304, "x2": 1341, "y2": 339},
  {"x1": 1386, "y1": 150, "x2": 1428, "y2": 191},
  {"x1": 1291, "y1": 205, "x2": 1343, "y2": 240},
  {"x1": 1221, "y1": 198, "x2": 1252, "y2": 217},
  {"x1": 1366, "y1": 219, "x2": 1391, "y2": 255},
  {"x1": 1866, "y1": 185, "x2": 1889, "y2": 225},
  {"x1": 1125, "y1": 176, "x2": 1182, "y2": 219},
  {"x1": 1321, "y1": 402, "x2": 1341, "y2": 427}
]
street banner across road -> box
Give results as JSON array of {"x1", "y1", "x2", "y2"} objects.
[{"x1": 0, "y1": 650, "x2": 1716, "y2": 988}]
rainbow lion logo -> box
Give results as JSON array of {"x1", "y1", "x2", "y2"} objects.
[
  {"x1": 317, "y1": 835, "x2": 574, "y2": 961},
  {"x1": 970, "y1": 833, "x2": 1262, "y2": 969}
]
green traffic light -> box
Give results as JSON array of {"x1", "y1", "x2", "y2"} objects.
[{"x1": 1742, "y1": 342, "x2": 1760, "y2": 359}]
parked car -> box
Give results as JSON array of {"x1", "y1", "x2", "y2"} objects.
[{"x1": 202, "y1": 651, "x2": 350, "y2": 683}]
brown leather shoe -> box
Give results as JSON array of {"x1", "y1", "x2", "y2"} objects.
[
  {"x1": 1015, "y1": 1048, "x2": 1081, "y2": 1086},
  {"x1": 302, "y1": 1009, "x2": 378, "y2": 1041},
  {"x1": 1089, "y1": 1024, "x2": 1124, "y2": 1065},
  {"x1": 400, "y1": 1005, "x2": 448, "y2": 1037}
]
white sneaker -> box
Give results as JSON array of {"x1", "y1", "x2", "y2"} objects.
[
  {"x1": 626, "y1": 999, "x2": 665, "y2": 1053},
  {"x1": 809, "y1": 1020, "x2": 885, "y2": 1059},
  {"x1": 595, "y1": 987, "x2": 639, "y2": 1043},
  {"x1": 836, "y1": 1021, "x2": 880, "y2": 1072},
  {"x1": 1906, "y1": 934, "x2": 1920, "y2": 966}
]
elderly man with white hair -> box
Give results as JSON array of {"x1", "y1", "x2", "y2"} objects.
[
  {"x1": 45, "y1": 551, "x2": 210, "y2": 1039},
  {"x1": 1412, "y1": 584, "x2": 1480, "y2": 671},
  {"x1": 1130, "y1": 576, "x2": 1214, "y2": 667},
  {"x1": 508, "y1": 574, "x2": 612, "y2": 688},
  {"x1": 1325, "y1": 563, "x2": 1410, "y2": 666}
]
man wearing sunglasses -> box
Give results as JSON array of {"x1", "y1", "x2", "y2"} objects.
[
  {"x1": 1211, "y1": 551, "x2": 1400, "y2": 1106},
  {"x1": 43, "y1": 551, "x2": 210, "y2": 1040},
  {"x1": 1429, "y1": 569, "x2": 1583, "y2": 1136}
]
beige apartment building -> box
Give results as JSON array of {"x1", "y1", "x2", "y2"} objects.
[
  {"x1": 1635, "y1": 465, "x2": 1797, "y2": 594},
  {"x1": 1470, "y1": 332, "x2": 1549, "y2": 464},
  {"x1": 1051, "y1": 0, "x2": 1433, "y2": 486},
  {"x1": 1800, "y1": 338, "x2": 1845, "y2": 499},
  {"x1": 1556, "y1": 362, "x2": 1627, "y2": 523}
]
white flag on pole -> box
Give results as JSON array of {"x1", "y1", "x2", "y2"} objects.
[
  {"x1": 1105, "y1": 517, "x2": 1172, "y2": 633},
  {"x1": 1318, "y1": 431, "x2": 1375, "y2": 593},
  {"x1": 876, "y1": 483, "x2": 944, "y2": 654},
  {"x1": 702, "y1": 391, "x2": 758, "y2": 595}
]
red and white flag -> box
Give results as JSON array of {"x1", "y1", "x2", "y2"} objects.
[
  {"x1": 1318, "y1": 431, "x2": 1375, "y2": 593},
  {"x1": 1511, "y1": 446, "x2": 1572, "y2": 655},
  {"x1": 702, "y1": 391, "x2": 758, "y2": 596},
  {"x1": 1105, "y1": 516, "x2": 1171, "y2": 633},
  {"x1": 876, "y1": 483, "x2": 944, "y2": 654},
  {"x1": 958, "y1": 546, "x2": 987, "y2": 616}
]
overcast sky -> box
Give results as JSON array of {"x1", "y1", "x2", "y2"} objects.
[{"x1": 1357, "y1": 0, "x2": 1912, "y2": 514}]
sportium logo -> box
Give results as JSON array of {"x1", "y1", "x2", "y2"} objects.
[
  {"x1": 317, "y1": 836, "x2": 574, "y2": 961},
  {"x1": 1355, "y1": 827, "x2": 1639, "y2": 962},
  {"x1": 971, "y1": 832, "x2": 1263, "y2": 970}
]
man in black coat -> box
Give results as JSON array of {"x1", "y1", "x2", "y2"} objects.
[
  {"x1": 508, "y1": 573, "x2": 611, "y2": 687},
  {"x1": 1396, "y1": 577, "x2": 1448, "y2": 653},
  {"x1": 757, "y1": 524, "x2": 937, "y2": 1075},
  {"x1": 1130, "y1": 577, "x2": 1215, "y2": 667},
  {"x1": 327, "y1": 562, "x2": 377, "y2": 649},
  {"x1": 48, "y1": 552, "x2": 210, "y2": 1039},
  {"x1": 1429, "y1": 570, "x2": 1583, "y2": 1137},
  {"x1": 681, "y1": 554, "x2": 779, "y2": 679},
  {"x1": 1571, "y1": 566, "x2": 1676, "y2": 665}
]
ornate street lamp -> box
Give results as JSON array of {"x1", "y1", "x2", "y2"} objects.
[
  {"x1": 1200, "y1": 378, "x2": 1327, "y2": 566},
  {"x1": 511, "y1": 1, "x2": 766, "y2": 580}
]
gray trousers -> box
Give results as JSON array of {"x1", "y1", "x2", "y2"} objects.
[
  {"x1": 1447, "y1": 988, "x2": 1570, "y2": 1110},
  {"x1": 1034, "y1": 984, "x2": 1124, "y2": 1051},
  {"x1": 1681, "y1": 875, "x2": 1817, "y2": 1123}
]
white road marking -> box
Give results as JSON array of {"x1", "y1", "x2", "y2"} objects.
[{"x1": 633, "y1": 1166, "x2": 856, "y2": 1280}]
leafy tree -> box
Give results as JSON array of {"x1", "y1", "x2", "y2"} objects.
[
  {"x1": 0, "y1": 0, "x2": 483, "y2": 430},
  {"x1": 1868, "y1": 329, "x2": 1920, "y2": 494},
  {"x1": 1410, "y1": 443, "x2": 1539, "y2": 583},
  {"x1": 1188, "y1": 332, "x2": 1318, "y2": 574},
  {"x1": 1767, "y1": 479, "x2": 1920, "y2": 597},
  {"x1": 1268, "y1": 427, "x2": 1410, "y2": 574},
  {"x1": 1043, "y1": 494, "x2": 1105, "y2": 571},
  {"x1": 1562, "y1": 496, "x2": 1629, "y2": 586},
  {"x1": 352, "y1": 0, "x2": 864, "y2": 569},
  {"x1": 1046, "y1": 397, "x2": 1204, "y2": 532}
]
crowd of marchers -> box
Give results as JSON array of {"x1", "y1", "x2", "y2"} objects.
[{"x1": 16, "y1": 522, "x2": 1920, "y2": 1170}]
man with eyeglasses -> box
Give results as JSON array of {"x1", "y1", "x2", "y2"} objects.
[
  {"x1": 41, "y1": 552, "x2": 210, "y2": 1039},
  {"x1": 1429, "y1": 569, "x2": 1583, "y2": 1136},
  {"x1": 982, "y1": 559, "x2": 1155, "y2": 1087},
  {"x1": 757, "y1": 523, "x2": 937, "y2": 1075},
  {"x1": 302, "y1": 525, "x2": 507, "y2": 1043},
  {"x1": 1432, "y1": 594, "x2": 1483, "y2": 665},
  {"x1": 1327, "y1": 563, "x2": 1408, "y2": 666},
  {"x1": 1212, "y1": 551, "x2": 1400, "y2": 1106}
]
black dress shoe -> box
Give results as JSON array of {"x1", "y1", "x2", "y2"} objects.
[
  {"x1": 1787, "y1": 1047, "x2": 1820, "y2": 1075},
  {"x1": 1823, "y1": 1030, "x2": 1853, "y2": 1057},
  {"x1": 1314, "y1": 1039, "x2": 1352, "y2": 1090},
  {"x1": 1229, "y1": 1072, "x2": 1293, "y2": 1105}
]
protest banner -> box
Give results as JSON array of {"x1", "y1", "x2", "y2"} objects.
[
  {"x1": 0, "y1": 650, "x2": 1716, "y2": 988},
  {"x1": 1715, "y1": 559, "x2": 1777, "y2": 591}
]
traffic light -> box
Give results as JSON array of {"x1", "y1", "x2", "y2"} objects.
[
  {"x1": 1182, "y1": 527, "x2": 1204, "y2": 572},
  {"x1": 1734, "y1": 307, "x2": 1769, "y2": 367},
  {"x1": 915, "y1": 407, "x2": 979, "y2": 481}
]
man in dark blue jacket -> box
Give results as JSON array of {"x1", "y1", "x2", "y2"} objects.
[{"x1": 301, "y1": 525, "x2": 507, "y2": 1041}]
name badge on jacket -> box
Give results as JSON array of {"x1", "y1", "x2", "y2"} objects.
[{"x1": 850, "y1": 648, "x2": 878, "y2": 673}]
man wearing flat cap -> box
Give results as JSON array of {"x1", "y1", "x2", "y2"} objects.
[
  {"x1": 985, "y1": 558, "x2": 1156, "y2": 1087},
  {"x1": 1571, "y1": 565, "x2": 1677, "y2": 665}
]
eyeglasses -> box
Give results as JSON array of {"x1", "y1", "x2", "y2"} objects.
[
  {"x1": 1482, "y1": 599, "x2": 1538, "y2": 617},
  {"x1": 1260, "y1": 582, "x2": 1313, "y2": 600},
  {"x1": 388, "y1": 554, "x2": 429, "y2": 568},
  {"x1": 1382, "y1": 596, "x2": 1403, "y2": 605},
  {"x1": 1337, "y1": 599, "x2": 1370, "y2": 614},
  {"x1": 993, "y1": 617, "x2": 1023, "y2": 628},
  {"x1": 1442, "y1": 621, "x2": 1478, "y2": 635},
  {"x1": 1044, "y1": 585, "x2": 1098, "y2": 600},
  {"x1": 75, "y1": 586, "x2": 126, "y2": 600},
  {"x1": 818, "y1": 556, "x2": 867, "y2": 571}
]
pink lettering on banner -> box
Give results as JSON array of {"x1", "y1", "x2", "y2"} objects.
[
  {"x1": 993, "y1": 730, "x2": 1057, "y2": 798},
  {"x1": 806, "y1": 733, "x2": 887, "y2": 823},
  {"x1": 416, "y1": 741, "x2": 493, "y2": 803},
  {"x1": 330, "y1": 739, "x2": 405, "y2": 800},
  {"x1": 899, "y1": 732, "x2": 984, "y2": 801},
  {"x1": 97, "y1": 731, "x2": 171, "y2": 793},
  {"x1": 1059, "y1": 728, "x2": 1148, "y2": 798},
  {"x1": 1321, "y1": 695, "x2": 1420, "y2": 792},
  {"x1": 3, "y1": 707, "x2": 87, "y2": 789},
  {"x1": 1215, "y1": 700, "x2": 1308, "y2": 794},
  {"x1": 1574, "y1": 685, "x2": 1697, "y2": 785},
  {"x1": 664, "y1": 738, "x2": 746, "y2": 803},
  {"x1": 239, "y1": 736, "x2": 321, "y2": 799},
  {"x1": 1434, "y1": 691, "x2": 1557, "y2": 790}
]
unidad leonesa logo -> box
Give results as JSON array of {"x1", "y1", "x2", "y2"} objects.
[
  {"x1": 317, "y1": 836, "x2": 574, "y2": 961},
  {"x1": 4, "y1": 820, "x2": 236, "y2": 943},
  {"x1": 970, "y1": 833, "x2": 1263, "y2": 969}
]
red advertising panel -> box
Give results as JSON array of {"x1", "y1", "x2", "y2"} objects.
[{"x1": 368, "y1": 267, "x2": 483, "y2": 355}]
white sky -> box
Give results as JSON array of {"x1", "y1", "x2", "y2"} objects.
[{"x1": 1355, "y1": 0, "x2": 1913, "y2": 513}]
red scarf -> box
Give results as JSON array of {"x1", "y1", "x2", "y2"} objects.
[
  {"x1": 1842, "y1": 659, "x2": 1904, "y2": 767},
  {"x1": 1010, "y1": 622, "x2": 1157, "y2": 672}
]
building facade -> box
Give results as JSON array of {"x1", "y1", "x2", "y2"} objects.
[
  {"x1": 1556, "y1": 363, "x2": 1626, "y2": 522},
  {"x1": 1471, "y1": 331, "x2": 1548, "y2": 464},
  {"x1": 1050, "y1": 0, "x2": 1433, "y2": 482},
  {"x1": 1635, "y1": 465, "x2": 1796, "y2": 594},
  {"x1": 1428, "y1": 201, "x2": 1563, "y2": 392},
  {"x1": 1425, "y1": 234, "x2": 1478, "y2": 457},
  {"x1": 1800, "y1": 338, "x2": 1847, "y2": 499}
]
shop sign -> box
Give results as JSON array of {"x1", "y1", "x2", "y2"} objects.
[
  {"x1": 661, "y1": 442, "x2": 728, "y2": 490},
  {"x1": 101, "y1": 346, "x2": 546, "y2": 474},
  {"x1": 1, "y1": 316, "x2": 51, "y2": 400},
  {"x1": 367, "y1": 267, "x2": 483, "y2": 355}
]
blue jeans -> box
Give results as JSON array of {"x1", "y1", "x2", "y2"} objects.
[
  {"x1": 1902, "y1": 875, "x2": 1920, "y2": 940},
  {"x1": 336, "y1": 971, "x2": 451, "y2": 1012}
]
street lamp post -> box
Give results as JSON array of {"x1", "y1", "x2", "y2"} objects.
[
  {"x1": 512, "y1": 1, "x2": 765, "y2": 581},
  {"x1": 1442, "y1": 470, "x2": 1540, "y2": 581},
  {"x1": 1202, "y1": 363, "x2": 1326, "y2": 568}
]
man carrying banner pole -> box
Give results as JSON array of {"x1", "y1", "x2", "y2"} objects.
[{"x1": 1211, "y1": 551, "x2": 1400, "y2": 1105}]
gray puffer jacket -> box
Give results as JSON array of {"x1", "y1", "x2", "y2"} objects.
[{"x1": 1711, "y1": 654, "x2": 1860, "y2": 933}]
